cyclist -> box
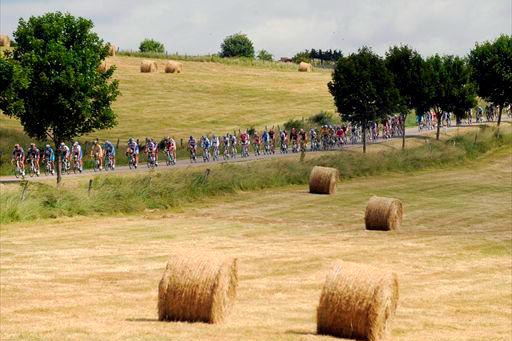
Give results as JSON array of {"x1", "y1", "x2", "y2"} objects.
[
  {"x1": 146, "y1": 138, "x2": 158, "y2": 166},
  {"x1": 90, "y1": 140, "x2": 103, "y2": 170},
  {"x1": 290, "y1": 128, "x2": 298, "y2": 152},
  {"x1": 261, "y1": 130, "x2": 270, "y2": 154},
  {"x1": 11, "y1": 144, "x2": 26, "y2": 176},
  {"x1": 27, "y1": 143, "x2": 41, "y2": 175},
  {"x1": 127, "y1": 138, "x2": 139, "y2": 167},
  {"x1": 309, "y1": 128, "x2": 317, "y2": 150},
  {"x1": 72, "y1": 141, "x2": 83, "y2": 172},
  {"x1": 165, "y1": 136, "x2": 177, "y2": 162},
  {"x1": 253, "y1": 131, "x2": 261, "y2": 156},
  {"x1": 188, "y1": 135, "x2": 197, "y2": 161},
  {"x1": 43, "y1": 144, "x2": 55, "y2": 175},
  {"x1": 229, "y1": 134, "x2": 237, "y2": 157},
  {"x1": 299, "y1": 128, "x2": 307, "y2": 152},
  {"x1": 239, "y1": 131, "x2": 249, "y2": 157},
  {"x1": 104, "y1": 140, "x2": 116, "y2": 169},
  {"x1": 201, "y1": 135, "x2": 211, "y2": 162},
  {"x1": 222, "y1": 134, "x2": 230, "y2": 158},
  {"x1": 280, "y1": 129, "x2": 288, "y2": 153},
  {"x1": 211, "y1": 134, "x2": 220, "y2": 160}
]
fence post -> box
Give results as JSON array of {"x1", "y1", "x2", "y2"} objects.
[
  {"x1": 88, "y1": 179, "x2": 93, "y2": 196},
  {"x1": 20, "y1": 181, "x2": 28, "y2": 200},
  {"x1": 180, "y1": 139, "x2": 183, "y2": 147},
  {"x1": 116, "y1": 138, "x2": 120, "y2": 150}
]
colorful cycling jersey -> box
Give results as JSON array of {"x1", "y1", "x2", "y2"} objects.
[
  {"x1": 12, "y1": 147, "x2": 25, "y2": 159},
  {"x1": 90, "y1": 144, "x2": 102, "y2": 158},
  {"x1": 223, "y1": 136, "x2": 230, "y2": 146},
  {"x1": 73, "y1": 145, "x2": 82, "y2": 158},
  {"x1": 229, "y1": 135, "x2": 236, "y2": 145},
  {"x1": 61, "y1": 145, "x2": 70, "y2": 157},
  {"x1": 240, "y1": 133, "x2": 248, "y2": 143},
  {"x1": 253, "y1": 135, "x2": 260, "y2": 144},
  {"x1": 44, "y1": 147, "x2": 55, "y2": 161},
  {"x1": 269, "y1": 130, "x2": 275, "y2": 140},
  {"x1": 280, "y1": 131, "x2": 287, "y2": 141},
  {"x1": 147, "y1": 141, "x2": 156, "y2": 153},
  {"x1": 262, "y1": 131, "x2": 269, "y2": 142},
  {"x1": 128, "y1": 142, "x2": 139, "y2": 154},
  {"x1": 189, "y1": 138, "x2": 196, "y2": 147},
  {"x1": 211, "y1": 137, "x2": 219, "y2": 147},
  {"x1": 104, "y1": 142, "x2": 115, "y2": 156},
  {"x1": 166, "y1": 139, "x2": 176, "y2": 150},
  {"x1": 28, "y1": 147, "x2": 40, "y2": 159},
  {"x1": 202, "y1": 138, "x2": 210, "y2": 148},
  {"x1": 290, "y1": 131, "x2": 298, "y2": 141},
  {"x1": 299, "y1": 132, "x2": 307, "y2": 141}
]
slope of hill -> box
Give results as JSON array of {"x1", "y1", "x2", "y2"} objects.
[{"x1": 0, "y1": 56, "x2": 334, "y2": 140}]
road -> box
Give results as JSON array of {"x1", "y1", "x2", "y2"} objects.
[{"x1": 0, "y1": 122, "x2": 501, "y2": 183}]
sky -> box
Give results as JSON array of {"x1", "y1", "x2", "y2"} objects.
[{"x1": 1, "y1": 0, "x2": 511, "y2": 58}]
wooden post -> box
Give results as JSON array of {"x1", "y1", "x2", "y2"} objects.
[
  {"x1": 88, "y1": 179, "x2": 93, "y2": 195},
  {"x1": 20, "y1": 181, "x2": 28, "y2": 200},
  {"x1": 116, "y1": 138, "x2": 120, "y2": 150}
]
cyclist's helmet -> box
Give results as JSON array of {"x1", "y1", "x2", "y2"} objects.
[
  {"x1": 60, "y1": 142, "x2": 65, "y2": 147},
  {"x1": 14, "y1": 144, "x2": 19, "y2": 149},
  {"x1": 73, "y1": 141, "x2": 78, "y2": 146},
  {"x1": 30, "y1": 143, "x2": 35, "y2": 148},
  {"x1": 46, "y1": 144, "x2": 50, "y2": 148}
]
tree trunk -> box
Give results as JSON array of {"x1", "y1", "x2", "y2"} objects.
[
  {"x1": 436, "y1": 112, "x2": 441, "y2": 140},
  {"x1": 402, "y1": 113, "x2": 406, "y2": 150},
  {"x1": 362, "y1": 124, "x2": 367, "y2": 153},
  {"x1": 497, "y1": 106, "x2": 502, "y2": 127},
  {"x1": 55, "y1": 140, "x2": 62, "y2": 185}
]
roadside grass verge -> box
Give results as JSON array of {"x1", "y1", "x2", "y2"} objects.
[{"x1": 1, "y1": 126, "x2": 509, "y2": 224}]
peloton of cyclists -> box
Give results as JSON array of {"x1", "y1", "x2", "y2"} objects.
[{"x1": 11, "y1": 144, "x2": 26, "y2": 176}]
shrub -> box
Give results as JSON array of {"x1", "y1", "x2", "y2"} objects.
[
  {"x1": 220, "y1": 33, "x2": 254, "y2": 58},
  {"x1": 283, "y1": 119, "x2": 304, "y2": 131},
  {"x1": 309, "y1": 111, "x2": 333, "y2": 126},
  {"x1": 292, "y1": 50, "x2": 311, "y2": 63},
  {"x1": 257, "y1": 50, "x2": 273, "y2": 61},
  {"x1": 139, "y1": 38, "x2": 165, "y2": 53}
]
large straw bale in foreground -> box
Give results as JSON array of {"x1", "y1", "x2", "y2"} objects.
[
  {"x1": 298, "y1": 61, "x2": 312, "y2": 72},
  {"x1": 317, "y1": 261, "x2": 399, "y2": 341},
  {"x1": 140, "y1": 60, "x2": 158, "y2": 73},
  {"x1": 165, "y1": 60, "x2": 183, "y2": 73},
  {"x1": 158, "y1": 252, "x2": 238, "y2": 324},
  {"x1": 309, "y1": 166, "x2": 339, "y2": 194},
  {"x1": 0, "y1": 35, "x2": 10, "y2": 47},
  {"x1": 365, "y1": 196, "x2": 403, "y2": 231},
  {"x1": 108, "y1": 43, "x2": 117, "y2": 56}
]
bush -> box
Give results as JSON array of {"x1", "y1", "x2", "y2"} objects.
[
  {"x1": 308, "y1": 111, "x2": 333, "y2": 126},
  {"x1": 139, "y1": 39, "x2": 165, "y2": 53},
  {"x1": 257, "y1": 50, "x2": 273, "y2": 61},
  {"x1": 292, "y1": 50, "x2": 311, "y2": 63},
  {"x1": 283, "y1": 119, "x2": 304, "y2": 131},
  {"x1": 247, "y1": 127, "x2": 256, "y2": 136},
  {"x1": 220, "y1": 33, "x2": 254, "y2": 58}
]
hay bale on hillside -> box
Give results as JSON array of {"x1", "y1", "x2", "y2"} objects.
[
  {"x1": 97, "y1": 60, "x2": 108, "y2": 73},
  {"x1": 298, "y1": 61, "x2": 312, "y2": 72},
  {"x1": 0, "y1": 34, "x2": 10, "y2": 47},
  {"x1": 158, "y1": 251, "x2": 238, "y2": 324},
  {"x1": 108, "y1": 43, "x2": 117, "y2": 56},
  {"x1": 164, "y1": 60, "x2": 183, "y2": 73},
  {"x1": 317, "y1": 261, "x2": 399, "y2": 341},
  {"x1": 140, "y1": 60, "x2": 158, "y2": 73},
  {"x1": 309, "y1": 166, "x2": 338, "y2": 194},
  {"x1": 365, "y1": 196, "x2": 403, "y2": 231}
]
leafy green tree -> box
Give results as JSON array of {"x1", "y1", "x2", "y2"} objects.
[
  {"x1": 0, "y1": 12, "x2": 120, "y2": 183},
  {"x1": 385, "y1": 45, "x2": 429, "y2": 149},
  {"x1": 425, "y1": 55, "x2": 476, "y2": 140},
  {"x1": 291, "y1": 50, "x2": 311, "y2": 63},
  {"x1": 328, "y1": 47, "x2": 399, "y2": 152},
  {"x1": 220, "y1": 33, "x2": 254, "y2": 58},
  {"x1": 257, "y1": 49, "x2": 273, "y2": 61},
  {"x1": 469, "y1": 34, "x2": 512, "y2": 128},
  {"x1": 139, "y1": 38, "x2": 165, "y2": 53}
]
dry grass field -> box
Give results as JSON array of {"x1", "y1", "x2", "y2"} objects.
[
  {"x1": 1, "y1": 146, "x2": 510, "y2": 340},
  {"x1": 0, "y1": 55, "x2": 334, "y2": 139}
]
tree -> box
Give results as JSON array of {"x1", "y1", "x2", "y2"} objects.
[
  {"x1": 139, "y1": 38, "x2": 165, "y2": 53},
  {"x1": 291, "y1": 50, "x2": 311, "y2": 63},
  {"x1": 328, "y1": 47, "x2": 399, "y2": 153},
  {"x1": 257, "y1": 49, "x2": 273, "y2": 61},
  {"x1": 469, "y1": 34, "x2": 512, "y2": 128},
  {"x1": 425, "y1": 55, "x2": 476, "y2": 140},
  {"x1": 220, "y1": 33, "x2": 254, "y2": 58},
  {"x1": 385, "y1": 45, "x2": 428, "y2": 149},
  {"x1": 0, "y1": 12, "x2": 120, "y2": 183}
]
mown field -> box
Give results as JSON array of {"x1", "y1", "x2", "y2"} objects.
[
  {"x1": 0, "y1": 55, "x2": 334, "y2": 140},
  {"x1": 1, "y1": 127, "x2": 510, "y2": 340}
]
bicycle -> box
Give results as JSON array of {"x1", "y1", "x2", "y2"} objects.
[
  {"x1": 61, "y1": 157, "x2": 71, "y2": 175},
  {"x1": 72, "y1": 157, "x2": 82, "y2": 174},
  {"x1": 280, "y1": 140, "x2": 288, "y2": 154},
  {"x1": 43, "y1": 158, "x2": 54, "y2": 176},
  {"x1": 253, "y1": 143, "x2": 260, "y2": 156},
  {"x1": 291, "y1": 140, "x2": 298, "y2": 153},
  {"x1": 241, "y1": 143, "x2": 249, "y2": 158},
  {"x1": 13, "y1": 158, "x2": 25, "y2": 179},
  {"x1": 28, "y1": 157, "x2": 39, "y2": 177},
  {"x1": 91, "y1": 154, "x2": 101, "y2": 172},
  {"x1": 128, "y1": 152, "x2": 137, "y2": 169},
  {"x1": 189, "y1": 147, "x2": 197, "y2": 163},
  {"x1": 104, "y1": 153, "x2": 115, "y2": 171},
  {"x1": 203, "y1": 147, "x2": 210, "y2": 162},
  {"x1": 165, "y1": 149, "x2": 176, "y2": 166},
  {"x1": 147, "y1": 152, "x2": 157, "y2": 168},
  {"x1": 212, "y1": 146, "x2": 219, "y2": 161},
  {"x1": 263, "y1": 141, "x2": 270, "y2": 155}
]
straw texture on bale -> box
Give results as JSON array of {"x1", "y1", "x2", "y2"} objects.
[
  {"x1": 158, "y1": 252, "x2": 238, "y2": 324},
  {"x1": 317, "y1": 261, "x2": 399, "y2": 341},
  {"x1": 165, "y1": 61, "x2": 183, "y2": 73},
  {"x1": 140, "y1": 60, "x2": 158, "y2": 73},
  {"x1": 97, "y1": 60, "x2": 108, "y2": 73},
  {"x1": 298, "y1": 61, "x2": 312, "y2": 72},
  {"x1": 0, "y1": 35, "x2": 10, "y2": 47},
  {"x1": 309, "y1": 166, "x2": 339, "y2": 194},
  {"x1": 365, "y1": 196, "x2": 403, "y2": 231},
  {"x1": 108, "y1": 43, "x2": 117, "y2": 56}
]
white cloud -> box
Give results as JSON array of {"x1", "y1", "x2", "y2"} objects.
[{"x1": 1, "y1": 0, "x2": 510, "y2": 57}]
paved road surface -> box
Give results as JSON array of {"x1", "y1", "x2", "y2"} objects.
[{"x1": 0, "y1": 122, "x2": 501, "y2": 183}]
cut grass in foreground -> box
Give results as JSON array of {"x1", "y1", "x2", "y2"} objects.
[
  {"x1": 0, "y1": 139, "x2": 510, "y2": 341},
  {"x1": 1, "y1": 126, "x2": 509, "y2": 225}
]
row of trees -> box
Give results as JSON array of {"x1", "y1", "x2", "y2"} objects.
[
  {"x1": 292, "y1": 49, "x2": 343, "y2": 64},
  {"x1": 329, "y1": 35, "x2": 511, "y2": 152}
]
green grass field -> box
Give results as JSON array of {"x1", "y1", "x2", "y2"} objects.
[{"x1": 1, "y1": 132, "x2": 510, "y2": 341}]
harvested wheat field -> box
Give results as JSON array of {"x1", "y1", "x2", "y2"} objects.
[{"x1": 0, "y1": 148, "x2": 511, "y2": 340}]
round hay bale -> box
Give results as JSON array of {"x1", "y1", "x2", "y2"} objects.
[
  {"x1": 309, "y1": 166, "x2": 338, "y2": 194},
  {"x1": 298, "y1": 61, "x2": 312, "y2": 72},
  {"x1": 317, "y1": 261, "x2": 399, "y2": 341},
  {"x1": 158, "y1": 252, "x2": 238, "y2": 324},
  {"x1": 108, "y1": 43, "x2": 117, "y2": 56},
  {"x1": 97, "y1": 60, "x2": 108, "y2": 73},
  {"x1": 364, "y1": 196, "x2": 403, "y2": 231},
  {"x1": 0, "y1": 34, "x2": 10, "y2": 47},
  {"x1": 164, "y1": 60, "x2": 183, "y2": 73},
  {"x1": 140, "y1": 60, "x2": 158, "y2": 73}
]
